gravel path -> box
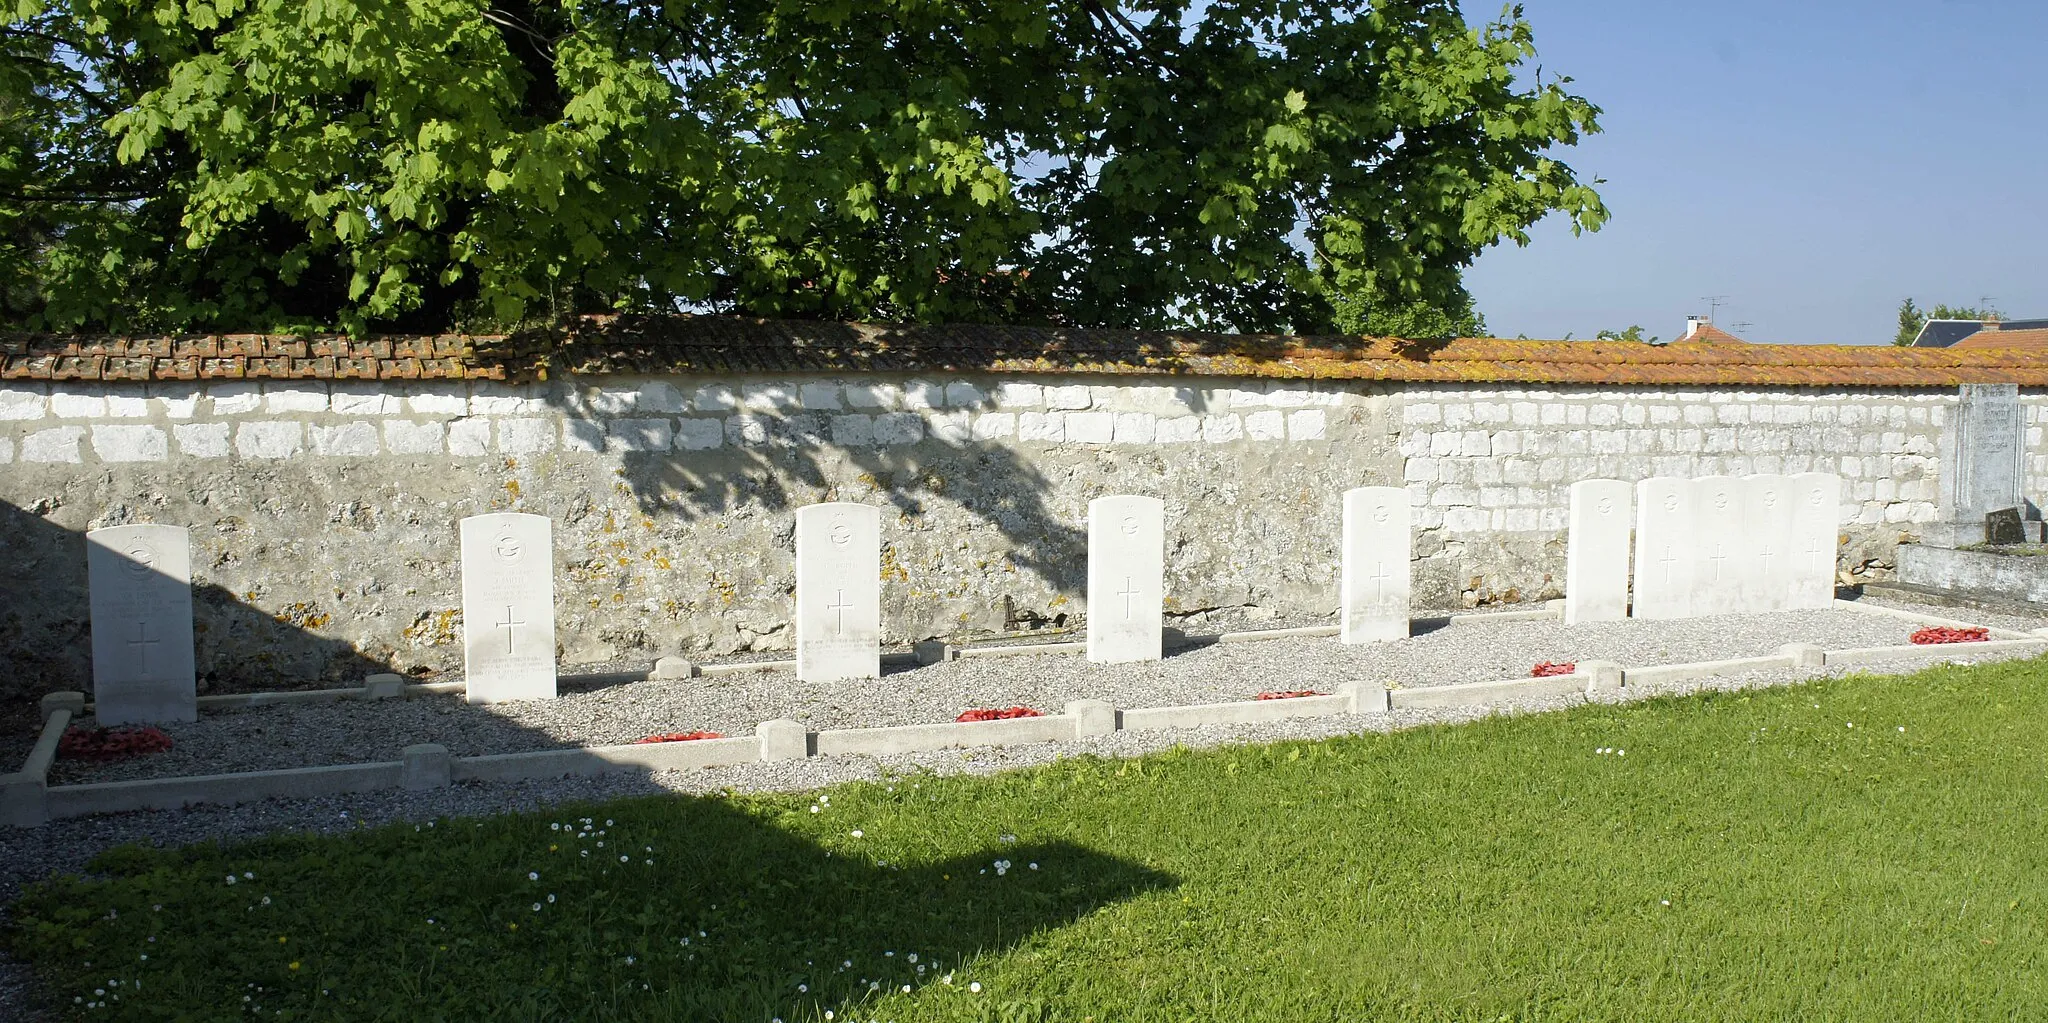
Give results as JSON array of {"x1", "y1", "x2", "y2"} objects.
[
  {"x1": 3, "y1": 603, "x2": 2045, "y2": 1022},
  {"x1": 36, "y1": 605, "x2": 1946, "y2": 784}
]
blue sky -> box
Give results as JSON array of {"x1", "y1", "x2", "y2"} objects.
[{"x1": 1462, "y1": 0, "x2": 2047, "y2": 345}]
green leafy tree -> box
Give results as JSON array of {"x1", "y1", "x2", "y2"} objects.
[
  {"x1": 1595, "y1": 325, "x2": 1656, "y2": 343},
  {"x1": 4, "y1": 0, "x2": 1607, "y2": 336}
]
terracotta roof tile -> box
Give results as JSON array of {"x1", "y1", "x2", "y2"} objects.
[
  {"x1": 2, "y1": 316, "x2": 2046, "y2": 387},
  {"x1": 1951, "y1": 328, "x2": 2048, "y2": 352}
]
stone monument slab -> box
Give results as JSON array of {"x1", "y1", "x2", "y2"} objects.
[
  {"x1": 1088, "y1": 495, "x2": 1164, "y2": 663},
  {"x1": 1741, "y1": 474, "x2": 1795, "y2": 612},
  {"x1": 1691, "y1": 476, "x2": 1746, "y2": 616},
  {"x1": 795, "y1": 502, "x2": 881, "y2": 682},
  {"x1": 1564, "y1": 479, "x2": 1633, "y2": 624},
  {"x1": 1631, "y1": 477, "x2": 1695, "y2": 620},
  {"x1": 1788, "y1": 472, "x2": 1841, "y2": 609},
  {"x1": 1340, "y1": 486, "x2": 1411, "y2": 643},
  {"x1": 460, "y1": 512, "x2": 557, "y2": 703},
  {"x1": 86, "y1": 524, "x2": 197, "y2": 724}
]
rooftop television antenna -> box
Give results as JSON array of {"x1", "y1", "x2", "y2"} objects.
[{"x1": 1700, "y1": 295, "x2": 1730, "y2": 321}]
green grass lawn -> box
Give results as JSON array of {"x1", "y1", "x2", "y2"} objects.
[{"x1": 11, "y1": 657, "x2": 2048, "y2": 1021}]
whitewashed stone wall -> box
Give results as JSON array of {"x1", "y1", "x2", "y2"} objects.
[
  {"x1": 0, "y1": 373, "x2": 2035, "y2": 696},
  {"x1": 1396, "y1": 385, "x2": 1964, "y2": 604},
  {"x1": 0, "y1": 374, "x2": 1391, "y2": 697}
]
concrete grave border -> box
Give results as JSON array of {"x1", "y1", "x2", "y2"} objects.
[{"x1": 11, "y1": 599, "x2": 2044, "y2": 827}]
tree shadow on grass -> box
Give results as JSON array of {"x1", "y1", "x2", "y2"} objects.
[{"x1": 7, "y1": 791, "x2": 1176, "y2": 1021}]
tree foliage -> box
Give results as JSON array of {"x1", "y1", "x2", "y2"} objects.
[
  {"x1": 1595, "y1": 324, "x2": 1655, "y2": 343},
  {"x1": 3, "y1": 0, "x2": 1606, "y2": 335}
]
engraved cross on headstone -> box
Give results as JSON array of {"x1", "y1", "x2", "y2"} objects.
[
  {"x1": 827, "y1": 588, "x2": 853, "y2": 636},
  {"x1": 1659, "y1": 545, "x2": 1679, "y2": 584},
  {"x1": 496, "y1": 605, "x2": 525, "y2": 654},
  {"x1": 1708, "y1": 544, "x2": 1728, "y2": 582},
  {"x1": 1758, "y1": 543, "x2": 1776, "y2": 576},
  {"x1": 1368, "y1": 560, "x2": 1394, "y2": 604},
  {"x1": 129, "y1": 620, "x2": 159, "y2": 678},
  {"x1": 1119, "y1": 576, "x2": 1141, "y2": 619}
]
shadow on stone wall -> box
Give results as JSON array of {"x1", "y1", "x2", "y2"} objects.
[{"x1": 0, "y1": 499, "x2": 389, "y2": 733}]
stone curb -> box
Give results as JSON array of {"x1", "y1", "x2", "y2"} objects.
[
  {"x1": 1621, "y1": 655, "x2": 1797, "y2": 686},
  {"x1": 953, "y1": 641, "x2": 1087, "y2": 660},
  {"x1": 45, "y1": 761, "x2": 405, "y2": 819},
  {"x1": 813, "y1": 714, "x2": 1078, "y2": 757},
  {"x1": 23, "y1": 606, "x2": 2039, "y2": 826},
  {"x1": 1210, "y1": 625, "x2": 1341, "y2": 643},
  {"x1": 1388, "y1": 673, "x2": 1589, "y2": 709},
  {"x1": 1118, "y1": 693, "x2": 1353, "y2": 731},
  {"x1": 1821, "y1": 638, "x2": 2048, "y2": 666},
  {"x1": 450, "y1": 736, "x2": 765, "y2": 783},
  {"x1": 1830, "y1": 597, "x2": 2036, "y2": 641},
  {"x1": 3, "y1": 707, "x2": 70, "y2": 827}
]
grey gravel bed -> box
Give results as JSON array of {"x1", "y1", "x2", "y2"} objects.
[
  {"x1": 4, "y1": 634, "x2": 2045, "y2": 1023},
  {"x1": 40, "y1": 605, "x2": 1964, "y2": 784}
]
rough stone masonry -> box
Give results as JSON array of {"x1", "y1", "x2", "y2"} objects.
[{"x1": 1, "y1": 322, "x2": 2041, "y2": 705}]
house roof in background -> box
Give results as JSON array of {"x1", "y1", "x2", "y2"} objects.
[
  {"x1": 1682, "y1": 321, "x2": 1750, "y2": 344},
  {"x1": 1951, "y1": 327, "x2": 2048, "y2": 352},
  {"x1": 1912, "y1": 318, "x2": 2048, "y2": 348},
  {"x1": 5, "y1": 315, "x2": 2048, "y2": 388}
]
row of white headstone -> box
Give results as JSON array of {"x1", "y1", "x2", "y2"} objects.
[
  {"x1": 1562, "y1": 473, "x2": 1843, "y2": 624},
  {"x1": 72, "y1": 475, "x2": 1842, "y2": 723},
  {"x1": 71, "y1": 489, "x2": 1415, "y2": 721}
]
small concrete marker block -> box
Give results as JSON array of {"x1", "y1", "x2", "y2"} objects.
[
  {"x1": 1338, "y1": 681, "x2": 1391, "y2": 713},
  {"x1": 401, "y1": 744, "x2": 453, "y2": 790},
  {"x1": 651, "y1": 656, "x2": 698, "y2": 680},
  {"x1": 1564, "y1": 480, "x2": 1633, "y2": 624},
  {"x1": 38, "y1": 691, "x2": 85, "y2": 724},
  {"x1": 913, "y1": 640, "x2": 954, "y2": 665},
  {"x1": 1779, "y1": 643, "x2": 1825, "y2": 668},
  {"x1": 1578, "y1": 659, "x2": 1624, "y2": 694},
  {"x1": 3, "y1": 772, "x2": 48, "y2": 829},
  {"x1": 362, "y1": 673, "x2": 406, "y2": 700},
  {"x1": 757, "y1": 718, "x2": 809, "y2": 761},
  {"x1": 1065, "y1": 699, "x2": 1117, "y2": 737}
]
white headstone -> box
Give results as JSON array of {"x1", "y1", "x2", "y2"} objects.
[
  {"x1": 1691, "y1": 476, "x2": 1746, "y2": 616},
  {"x1": 1741, "y1": 475, "x2": 1796, "y2": 612},
  {"x1": 795, "y1": 502, "x2": 881, "y2": 683},
  {"x1": 1340, "y1": 486, "x2": 1411, "y2": 643},
  {"x1": 460, "y1": 513, "x2": 557, "y2": 703},
  {"x1": 1565, "y1": 479, "x2": 1634, "y2": 624},
  {"x1": 86, "y1": 524, "x2": 197, "y2": 724},
  {"x1": 1789, "y1": 472, "x2": 1842, "y2": 609},
  {"x1": 1631, "y1": 477, "x2": 1695, "y2": 620},
  {"x1": 1087, "y1": 495, "x2": 1164, "y2": 663}
]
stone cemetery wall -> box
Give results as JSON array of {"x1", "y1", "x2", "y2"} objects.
[
  {"x1": 3, "y1": 341, "x2": 2044, "y2": 700},
  {"x1": 1394, "y1": 385, "x2": 1985, "y2": 604},
  {"x1": 0, "y1": 374, "x2": 1395, "y2": 695}
]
